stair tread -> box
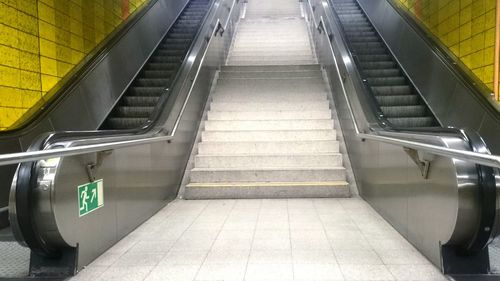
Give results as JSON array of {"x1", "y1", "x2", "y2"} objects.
[{"x1": 187, "y1": 181, "x2": 349, "y2": 187}]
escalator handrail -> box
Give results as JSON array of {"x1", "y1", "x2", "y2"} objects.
[
  {"x1": 0, "y1": 5, "x2": 237, "y2": 168},
  {"x1": 1, "y1": 27, "x2": 500, "y2": 173},
  {"x1": 309, "y1": 16, "x2": 500, "y2": 169}
]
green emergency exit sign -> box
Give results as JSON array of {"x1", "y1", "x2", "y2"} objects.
[{"x1": 78, "y1": 179, "x2": 104, "y2": 217}]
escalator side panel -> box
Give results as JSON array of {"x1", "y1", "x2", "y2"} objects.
[
  {"x1": 331, "y1": 0, "x2": 439, "y2": 128},
  {"x1": 101, "y1": 0, "x2": 211, "y2": 130},
  {"x1": 356, "y1": 0, "x2": 500, "y2": 154}
]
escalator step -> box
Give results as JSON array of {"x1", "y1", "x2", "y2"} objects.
[
  {"x1": 387, "y1": 117, "x2": 435, "y2": 127},
  {"x1": 360, "y1": 61, "x2": 396, "y2": 69},
  {"x1": 156, "y1": 49, "x2": 185, "y2": 56},
  {"x1": 357, "y1": 54, "x2": 392, "y2": 62},
  {"x1": 371, "y1": 85, "x2": 412, "y2": 95},
  {"x1": 354, "y1": 47, "x2": 387, "y2": 55},
  {"x1": 123, "y1": 96, "x2": 160, "y2": 106},
  {"x1": 145, "y1": 63, "x2": 179, "y2": 71},
  {"x1": 106, "y1": 118, "x2": 149, "y2": 129},
  {"x1": 115, "y1": 106, "x2": 155, "y2": 118},
  {"x1": 142, "y1": 70, "x2": 175, "y2": 78},
  {"x1": 380, "y1": 105, "x2": 426, "y2": 117},
  {"x1": 168, "y1": 33, "x2": 194, "y2": 39},
  {"x1": 128, "y1": 87, "x2": 165, "y2": 97},
  {"x1": 151, "y1": 56, "x2": 183, "y2": 63},
  {"x1": 351, "y1": 42, "x2": 385, "y2": 49},
  {"x1": 375, "y1": 95, "x2": 419, "y2": 106},
  {"x1": 348, "y1": 36, "x2": 379, "y2": 42},
  {"x1": 135, "y1": 78, "x2": 170, "y2": 87},
  {"x1": 366, "y1": 77, "x2": 406, "y2": 86},
  {"x1": 363, "y1": 69, "x2": 401, "y2": 77}
]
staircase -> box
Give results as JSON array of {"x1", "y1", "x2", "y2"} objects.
[
  {"x1": 331, "y1": 0, "x2": 439, "y2": 128},
  {"x1": 184, "y1": 0, "x2": 349, "y2": 199},
  {"x1": 101, "y1": 0, "x2": 211, "y2": 130}
]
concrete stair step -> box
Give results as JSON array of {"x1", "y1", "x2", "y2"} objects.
[
  {"x1": 229, "y1": 50, "x2": 315, "y2": 58},
  {"x1": 228, "y1": 55, "x2": 315, "y2": 62},
  {"x1": 184, "y1": 181, "x2": 350, "y2": 199},
  {"x1": 204, "y1": 119, "x2": 334, "y2": 131},
  {"x1": 215, "y1": 78, "x2": 326, "y2": 94},
  {"x1": 194, "y1": 153, "x2": 343, "y2": 168},
  {"x1": 228, "y1": 59, "x2": 316, "y2": 65},
  {"x1": 201, "y1": 129, "x2": 336, "y2": 141},
  {"x1": 221, "y1": 65, "x2": 320, "y2": 72},
  {"x1": 211, "y1": 93, "x2": 327, "y2": 102},
  {"x1": 210, "y1": 101, "x2": 330, "y2": 111},
  {"x1": 190, "y1": 167, "x2": 346, "y2": 182},
  {"x1": 206, "y1": 110, "x2": 332, "y2": 121},
  {"x1": 218, "y1": 69, "x2": 322, "y2": 79},
  {"x1": 198, "y1": 140, "x2": 339, "y2": 154}
]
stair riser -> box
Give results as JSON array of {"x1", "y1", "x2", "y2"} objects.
[
  {"x1": 204, "y1": 120, "x2": 334, "y2": 131},
  {"x1": 191, "y1": 169, "x2": 346, "y2": 182},
  {"x1": 218, "y1": 70, "x2": 322, "y2": 79},
  {"x1": 198, "y1": 141, "x2": 340, "y2": 154},
  {"x1": 210, "y1": 102, "x2": 330, "y2": 111},
  {"x1": 211, "y1": 94, "x2": 327, "y2": 103},
  {"x1": 183, "y1": 185, "x2": 350, "y2": 199},
  {"x1": 195, "y1": 154, "x2": 343, "y2": 168},
  {"x1": 202, "y1": 130, "x2": 336, "y2": 142},
  {"x1": 206, "y1": 110, "x2": 332, "y2": 121}
]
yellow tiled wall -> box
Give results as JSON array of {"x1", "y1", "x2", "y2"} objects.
[
  {"x1": 0, "y1": 0, "x2": 148, "y2": 131},
  {"x1": 395, "y1": 0, "x2": 497, "y2": 94}
]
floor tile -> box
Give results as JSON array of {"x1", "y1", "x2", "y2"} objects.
[
  {"x1": 245, "y1": 263, "x2": 294, "y2": 280},
  {"x1": 204, "y1": 249, "x2": 250, "y2": 264},
  {"x1": 145, "y1": 264, "x2": 200, "y2": 281},
  {"x1": 196, "y1": 263, "x2": 246, "y2": 280},
  {"x1": 293, "y1": 263, "x2": 344, "y2": 280},
  {"x1": 292, "y1": 250, "x2": 337, "y2": 264},
  {"x1": 160, "y1": 251, "x2": 208, "y2": 265},
  {"x1": 249, "y1": 250, "x2": 293, "y2": 264},
  {"x1": 387, "y1": 265, "x2": 447, "y2": 280},
  {"x1": 334, "y1": 249, "x2": 383, "y2": 265},
  {"x1": 96, "y1": 266, "x2": 154, "y2": 281},
  {"x1": 340, "y1": 264, "x2": 394, "y2": 280}
]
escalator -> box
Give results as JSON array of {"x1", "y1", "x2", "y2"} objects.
[
  {"x1": 1, "y1": 0, "x2": 500, "y2": 279},
  {"x1": 331, "y1": 0, "x2": 439, "y2": 128},
  {"x1": 101, "y1": 0, "x2": 210, "y2": 130},
  {"x1": 0, "y1": 0, "x2": 214, "y2": 279}
]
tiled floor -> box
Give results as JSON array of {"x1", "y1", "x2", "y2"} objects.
[{"x1": 71, "y1": 198, "x2": 448, "y2": 281}]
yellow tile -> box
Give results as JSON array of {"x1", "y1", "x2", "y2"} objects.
[
  {"x1": 40, "y1": 38, "x2": 56, "y2": 58},
  {"x1": 0, "y1": 65, "x2": 20, "y2": 88},
  {"x1": 0, "y1": 86, "x2": 23, "y2": 107},
  {"x1": 20, "y1": 70, "x2": 41, "y2": 91},
  {"x1": 0, "y1": 45, "x2": 20, "y2": 68},
  {"x1": 39, "y1": 21, "x2": 56, "y2": 41},
  {"x1": 0, "y1": 107, "x2": 25, "y2": 128},
  {"x1": 0, "y1": 2, "x2": 18, "y2": 27},
  {"x1": 483, "y1": 65, "x2": 494, "y2": 84},
  {"x1": 18, "y1": 32, "x2": 39, "y2": 53},
  {"x1": 17, "y1": 12, "x2": 38, "y2": 35},
  {"x1": 17, "y1": 0, "x2": 37, "y2": 17},
  {"x1": 41, "y1": 74, "x2": 58, "y2": 92},
  {"x1": 22, "y1": 89, "x2": 42, "y2": 108},
  {"x1": 38, "y1": 2, "x2": 56, "y2": 25},
  {"x1": 40, "y1": 56, "x2": 57, "y2": 76},
  {"x1": 0, "y1": 24, "x2": 19, "y2": 48},
  {"x1": 19, "y1": 51, "x2": 40, "y2": 72}
]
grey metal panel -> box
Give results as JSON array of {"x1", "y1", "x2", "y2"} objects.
[
  {"x1": 356, "y1": 0, "x2": 500, "y2": 154},
  {"x1": 49, "y1": 88, "x2": 94, "y2": 131}
]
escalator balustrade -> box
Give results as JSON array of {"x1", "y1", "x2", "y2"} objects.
[
  {"x1": 101, "y1": 0, "x2": 211, "y2": 130},
  {"x1": 331, "y1": 0, "x2": 439, "y2": 128}
]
